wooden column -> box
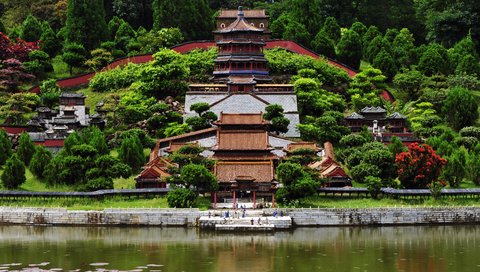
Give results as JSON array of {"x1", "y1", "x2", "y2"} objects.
[
  {"x1": 253, "y1": 191, "x2": 256, "y2": 209},
  {"x1": 214, "y1": 191, "x2": 217, "y2": 209},
  {"x1": 271, "y1": 193, "x2": 275, "y2": 208},
  {"x1": 233, "y1": 191, "x2": 236, "y2": 209}
]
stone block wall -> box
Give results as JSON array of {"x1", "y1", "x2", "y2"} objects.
[{"x1": 264, "y1": 207, "x2": 480, "y2": 226}]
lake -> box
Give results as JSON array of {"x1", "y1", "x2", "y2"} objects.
[{"x1": 0, "y1": 225, "x2": 478, "y2": 271}]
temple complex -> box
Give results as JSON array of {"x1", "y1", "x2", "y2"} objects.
[{"x1": 185, "y1": 7, "x2": 300, "y2": 137}]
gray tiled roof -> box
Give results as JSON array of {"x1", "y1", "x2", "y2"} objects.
[
  {"x1": 60, "y1": 93, "x2": 85, "y2": 98},
  {"x1": 345, "y1": 112, "x2": 365, "y2": 119},
  {"x1": 387, "y1": 112, "x2": 407, "y2": 119},
  {"x1": 360, "y1": 106, "x2": 386, "y2": 113}
]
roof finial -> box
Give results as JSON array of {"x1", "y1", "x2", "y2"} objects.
[{"x1": 238, "y1": 6, "x2": 244, "y2": 17}]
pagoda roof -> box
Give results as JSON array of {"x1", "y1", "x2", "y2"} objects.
[
  {"x1": 216, "y1": 130, "x2": 269, "y2": 150},
  {"x1": 214, "y1": 8, "x2": 264, "y2": 34},
  {"x1": 216, "y1": 112, "x2": 267, "y2": 125},
  {"x1": 215, "y1": 56, "x2": 268, "y2": 62},
  {"x1": 218, "y1": 9, "x2": 268, "y2": 19},
  {"x1": 217, "y1": 40, "x2": 265, "y2": 45},
  {"x1": 214, "y1": 161, "x2": 274, "y2": 183},
  {"x1": 227, "y1": 76, "x2": 257, "y2": 85},
  {"x1": 60, "y1": 93, "x2": 85, "y2": 99},
  {"x1": 285, "y1": 142, "x2": 320, "y2": 152},
  {"x1": 345, "y1": 112, "x2": 365, "y2": 119},
  {"x1": 387, "y1": 112, "x2": 407, "y2": 120},
  {"x1": 36, "y1": 107, "x2": 51, "y2": 113},
  {"x1": 360, "y1": 106, "x2": 386, "y2": 114}
]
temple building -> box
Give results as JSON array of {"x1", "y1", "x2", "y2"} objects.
[
  {"x1": 184, "y1": 7, "x2": 300, "y2": 137},
  {"x1": 212, "y1": 113, "x2": 277, "y2": 205}
]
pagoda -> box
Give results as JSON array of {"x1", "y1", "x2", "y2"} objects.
[
  {"x1": 184, "y1": 7, "x2": 301, "y2": 137},
  {"x1": 212, "y1": 6, "x2": 271, "y2": 90}
]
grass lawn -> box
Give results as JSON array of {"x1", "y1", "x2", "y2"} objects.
[{"x1": 294, "y1": 195, "x2": 480, "y2": 208}]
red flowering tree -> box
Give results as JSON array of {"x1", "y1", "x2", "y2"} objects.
[{"x1": 396, "y1": 143, "x2": 447, "y2": 189}]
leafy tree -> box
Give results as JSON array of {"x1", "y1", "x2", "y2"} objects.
[
  {"x1": 388, "y1": 136, "x2": 407, "y2": 158},
  {"x1": 339, "y1": 134, "x2": 369, "y2": 148},
  {"x1": 297, "y1": 111, "x2": 349, "y2": 145},
  {"x1": 65, "y1": 0, "x2": 108, "y2": 50},
  {"x1": 0, "y1": 130, "x2": 12, "y2": 165},
  {"x1": 164, "y1": 123, "x2": 190, "y2": 137},
  {"x1": 311, "y1": 30, "x2": 336, "y2": 58},
  {"x1": 118, "y1": 135, "x2": 145, "y2": 172},
  {"x1": 0, "y1": 93, "x2": 39, "y2": 125},
  {"x1": 17, "y1": 132, "x2": 35, "y2": 165},
  {"x1": 264, "y1": 104, "x2": 290, "y2": 134},
  {"x1": 364, "y1": 35, "x2": 389, "y2": 63},
  {"x1": 396, "y1": 143, "x2": 446, "y2": 189},
  {"x1": 351, "y1": 21, "x2": 367, "y2": 37},
  {"x1": 0, "y1": 58, "x2": 35, "y2": 92},
  {"x1": 29, "y1": 145, "x2": 52, "y2": 179},
  {"x1": 23, "y1": 50, "x2": 53, "y2": 78},
  {"x1": 62, "y1": 42, "x2": 86, "y2": 74},
  {"x1": 466, "y1": 145, "x2": 480, "y2": 185},
  {"x1": 336, "y1": 29, "x2": 362, "y2": 69},
  {"x1": 372, "y1": 48, "x2": 397, "y2": 79},
  {"x1": 167, "y1": 188, "x2": 197, "y2": 208},
  {"x1": 20, "y1": 14, "x2": 43, "y2": 42},
  {"x1": 449, "y1": 34, "x2": 478, "y2": 69},
  {"x1": 85, "y1": 177, "x2": 113, "y2": 191},
  {"x1": 275, "y1": 162, "x2": 318, "y2": 202},
  {"x1": 350, "y1": 163, "x2": 381, "y2": 183},
  {"x1": 137, "y1": 28, "x2": 184, "y2": 53},
  {"x1": 179, "y1": 163, "x2": 217, "y2": 193},
  {"x1": 85, "y1": 49, "x2": 113, "y2": 71},
  {"x1": 393, "y1": 69, "x2": 424, "y2": 101},
  {"x1": 442, "y1": 87, "x2": 478, "y2": 131},
  {"x1": 365, "y1": 176, "x2": 382, "y2": 199},
  {"x1": 1, "y1": 154, "x2": 25, "y2": 189},
  {"x1": 186, "y1": 102, "x2": 217, "y2": 131}
]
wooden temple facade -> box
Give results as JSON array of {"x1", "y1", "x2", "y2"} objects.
[{"x1": 212, "y1": 113, "x2": 277, "y2": 207}]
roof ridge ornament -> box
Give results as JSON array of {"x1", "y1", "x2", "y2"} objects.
[{"x1": 238, "y1": 6, "x2": 244, "y2": 17}]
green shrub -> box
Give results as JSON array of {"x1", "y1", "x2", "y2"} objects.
[{"x1": 167, "y1": 188, "x2": 197, "y2": 208}]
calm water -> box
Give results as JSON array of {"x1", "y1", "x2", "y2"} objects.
[{"x1": 0, "y1": 225, "x2": 479, "y2": 271}]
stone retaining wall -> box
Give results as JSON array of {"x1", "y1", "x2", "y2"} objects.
[
  {"x1": 1, "y1": 207, "x2": 480, "y2": 227},
  {"x1": 0, "y1": 207, "x2": 204, "y2": 227},
  {"x1": 264, "y1": 207, "x2": 480, "y2": 226}
]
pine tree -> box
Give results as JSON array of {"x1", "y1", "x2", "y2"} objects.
[
  {"x1": 40, "y1": 23, "x2": 61, "y2": 57},
  {"x1": 17, "y1": 132, "x2": 35, "y2": 166},
  {"x1": 118, "y1": 135, "x2": 145, "y2": 172},
  {"x1": 89, "y1": 128, "x2": 108, "y2": 155},
  {"x1": 373, "y1": 48, "x2": 397, "y2": 80},
  {"x1": 312, "y1": 30, "x2": 336, "y2": 58},
  {"x1": 1, "y1": 154, "x2": 25, "y2": 189},
  {"x1": 418, "y1": 46, "x2": 447, "y2": 76},
  {"x1": 65, "y1": 0, "x2": 108, "y2": 50},
  {"x1": 351, "y1": 21, "x2": 367, "y2": 37},
  {"x1": 336, "y1": 29, "x2": 362, "y2": 69},
  {"x1": 20, "y1": 15, "x2": 43, "y2": 42},
  {"x1": 114, "y1": 21, "x2": 136, "y2": 52},
  {"x1": 362, "y1": 25, "x2": 381, "y2": 51},
  {"x1": 0, "y1": 130, "x2": 12, "y2": 166},
  {"x1": 62, "y1": 42, "x2": 86, "y2": 74},
  {"x1": 322, "y1": 17, "x2": 341, "y2": 42},
  {"x1": 29, "y1": 145, "x2": 52, "y2": 179},
  {"x1": 392, "y1": 28, "x2": 416, "y2": 68},
  {"x1": 456, "y1": 54, "x2": 480, "y2": 76},
  {"x1": 282, "y1": 20, "x2": 311, "y2": 47}
]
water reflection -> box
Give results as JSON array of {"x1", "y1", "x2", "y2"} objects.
[{"x1": 0, "y1": 225, "x2": 478, "y2": 271}]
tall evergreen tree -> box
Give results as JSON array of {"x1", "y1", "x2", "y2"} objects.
[
  {"x1": 65, "y1": 0, "x2": 108, "y2": 50},
  {"x1": 322, "y1": 17, "x2": 341, "y2": 42},
  {"x1": 312, "y1": 29, "x2": 336, "y2": 58},
  {"x1": 40, "y1": 23, "x2": 61, "y2": 57},
  {"x1": 17, "y1": 132, "x2": 35, "y2": 166},
  {"x1": 62, "y1": 42, "x2": 86, "y2": 74},
  {"x1": 1, "y1": 154, "x2": 25, "y2": 189},
  {"x1": 29, "y1": 145, "x2": 52, "y2": 179},
  {"x1": 336, "y1": 29, "x2": 362, "y2": 69},
  {"x1": 456, "y1": 54, "x2": 480, "y2": 77},
  {"x1": 362, "y1": 25, "x2": 381, "y2": 51},
  {"x1": 0, "y1": 130, "x2": 12, "y2": 166},
  {"x1": 392, "y1": 28, "x2": 416, "y2": 68},
  {"x1": 20, "y1": 14, "x2": 43, "y2": 42},
  {"x1": 118, "y1": 135, "x2": 145, "y2": 172},
  {"x1": 373, "y1": 48, "x2": 397, "y2": 80},
  {"x1": 153, "y1": 0, "x2": 212, "y2": 40}
]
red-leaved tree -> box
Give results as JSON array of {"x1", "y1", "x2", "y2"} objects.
[
  {"x1": 396, "y1": 143, "x2": 447, "y2": 189},
  {"x1": 0, "y1": 32, "x2": 39, "y2": 62}
]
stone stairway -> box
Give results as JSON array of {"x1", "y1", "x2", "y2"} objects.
[{"x1": 198, "y1": 210, "x2": 292, "y2": 231}]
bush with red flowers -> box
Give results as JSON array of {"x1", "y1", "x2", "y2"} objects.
[{"x1": 396, "y1": 143, "x2": 447, "y2": 189}]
